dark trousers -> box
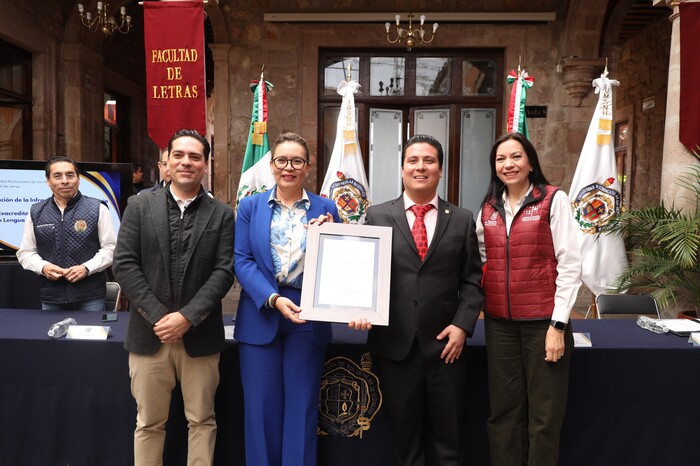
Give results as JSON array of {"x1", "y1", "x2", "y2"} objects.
[
  {"x1": 377, "y1": 337, "x2": 467, "y2": 466},
  {"x1": 238, "y1": 317, "x2": 327, "y2": 466},
  {"x1": 484, "y1": 316, "x2": 573, "y2": 466}
]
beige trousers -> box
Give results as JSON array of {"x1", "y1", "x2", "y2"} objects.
[{"x1": 129, "y1": 340, "x2": 220, "y2": 466}]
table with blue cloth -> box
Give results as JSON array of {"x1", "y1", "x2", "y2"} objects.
[{"x1": 0, "y1": 308, "x2": 698, "y2": 466}]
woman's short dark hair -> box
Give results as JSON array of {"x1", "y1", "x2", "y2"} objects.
[
  {"x1": 167, "y1": 129, "x2": 211, "y2": 161},
  {"x1": 481, "y1": 132, "x2": 550, "y2": 207},
  {"x1": 271, "y1": 132, "x2": 310, "y2": 161}
]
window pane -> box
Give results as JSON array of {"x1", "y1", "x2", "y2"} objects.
[
  {"x1": 323, "y1": 57, "x2": 359, "y2": 95},
  {"x1": 369, "y1": 108, "x2": 403, "y2": 203},
  {"x1": 462, "y1": 59, "x2": 497, "y2": 96},
  {"x1": 413, "y1": 108, "x2": 449, "y2": 198},
  {"x1": 460, "y1": 108, "x2": 496, "y2": 213},
  {"x1": 370, "y1": 57, "x2": 405, "y2": 96},
  {"x1": 416, "y1": 58, "x2": 451, "y2": 96}
]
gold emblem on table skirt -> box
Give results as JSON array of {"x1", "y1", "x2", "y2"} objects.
[{"x1": 318, "y1": 353, "x2": 382, "y2": 438}]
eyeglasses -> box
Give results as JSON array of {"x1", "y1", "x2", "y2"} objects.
[{"x1": 272, "y1": 157, "x2": 307, "y2": 170}]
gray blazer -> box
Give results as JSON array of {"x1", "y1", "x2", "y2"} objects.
[
  {"x1": 366, "y1": 196, "x2": 484, "y2": 361},
  {"x1": 113, "y1": 187, "x2": 235, "y2": 357}
]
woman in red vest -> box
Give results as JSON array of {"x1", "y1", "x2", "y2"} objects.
[{"x1": 477, "y1": 132, "x2": 582, "y2": 466}]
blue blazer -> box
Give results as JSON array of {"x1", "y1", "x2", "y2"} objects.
[{"x1": 233, "y1": 188, "x2": 340, "y2": 345}]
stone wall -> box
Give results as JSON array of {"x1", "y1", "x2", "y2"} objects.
[
  {"x1": 218, "y1": 0, "x2": 578, "y2": 194},
  {"x1": 614, "y1": 17, "x2": 671, "y2": 209}
]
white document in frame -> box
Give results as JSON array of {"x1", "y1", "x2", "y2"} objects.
[{"x1": 316, "y1": 237, "x2": 375, "y2": 309}]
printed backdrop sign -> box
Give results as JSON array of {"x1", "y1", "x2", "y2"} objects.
[{"x1": 144, "y1": 1, "x2": 206, "y2": 148}]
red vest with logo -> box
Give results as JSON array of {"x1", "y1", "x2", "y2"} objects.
[{"x1": 481, "y1": 185, "x2": 559, "y2": 320}]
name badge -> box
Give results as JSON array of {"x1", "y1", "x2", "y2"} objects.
[{"x1": 66, "y1": 325, "x2": 112, "y2": 340}]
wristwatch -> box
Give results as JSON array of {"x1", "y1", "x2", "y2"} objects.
[{"x1": 550, "y1": 320, "x2": 567, "y2": 332}]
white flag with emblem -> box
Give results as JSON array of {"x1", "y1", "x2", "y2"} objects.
[
  {"x1": 568, "y1": 72, "x2": 628, "y2": 296},
  {"x1": 320, "y1": 79, "x2": 370, "y2": 224}
]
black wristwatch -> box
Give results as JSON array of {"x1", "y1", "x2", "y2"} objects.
[{"x1": 550, "y1": 320, "x2": 566, "y2": 332}]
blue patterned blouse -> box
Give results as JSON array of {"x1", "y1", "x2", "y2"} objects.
[{"x1": 267, "y1": 187, "x2": 310, "y2": 289}]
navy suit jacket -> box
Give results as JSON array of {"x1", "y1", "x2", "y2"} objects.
[
  {"x1": 366, "y1": 196, "x2": 484, "y2": 361},
  {"x1": 234, "y1": 189, "x2": 340, "y2": 345}
]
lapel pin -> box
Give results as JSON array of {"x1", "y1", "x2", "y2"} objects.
[{"x1": 445, "y1": 209, "x2": 450, "y2": 214}]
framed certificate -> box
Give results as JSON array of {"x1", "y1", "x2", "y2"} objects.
[{"x1": 300, "y1": 223, "x2": 392, "y2": 325}]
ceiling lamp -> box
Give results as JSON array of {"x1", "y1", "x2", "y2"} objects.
[
  {"x1": 385, "y1": 14, "x2": 438, "y2": 52},
  {"x1": 78, "y1": 2, "x2": 132, "y2": 36}
]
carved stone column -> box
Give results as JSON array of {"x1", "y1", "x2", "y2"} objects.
[
  {"x1": 654, "y1": 0, "x2": 700, "y2": 212},
  {"x1": 61, "y1": 44, "x2": 104, "y2": 162},
  {"x1": 560, "y1": 57, "x2": 606, "y2": 106},
  {"x1": 208, "y1": 44, "x2": 232, "y2": 203}
]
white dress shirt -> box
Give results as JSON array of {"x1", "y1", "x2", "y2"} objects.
[{"x1": 476, "y1": 185, "x2": 582, "y2": 323}]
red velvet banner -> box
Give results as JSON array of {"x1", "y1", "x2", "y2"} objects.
[
  {"x1": 144, "y1": 1, "x2": 206, "y2": 149},
  {"x1": 680, "y1": 3, "x2": 700, "y2": 153}
]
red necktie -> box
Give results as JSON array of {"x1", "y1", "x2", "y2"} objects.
[{"x1": 410, "y1": 204, "x2": 433, "y2": 261}]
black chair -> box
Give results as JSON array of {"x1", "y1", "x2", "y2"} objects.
[
  {"x1": 595, "y1": 294, "x2": 660, "y2": 319},
  {"x1": 105, "y1": 281, "x2": 122, "y2": 312}
]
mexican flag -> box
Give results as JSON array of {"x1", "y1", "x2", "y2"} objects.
[
  {"x1": 320, "y1": 79, "x2": 370, "y2": 224},
  {"x1": 568, "y1": 73, "x2": 628, "y2": 296},
  {"x1": 507, "y1": 69, "x2": 534, "y2": 137},
  {"x1": 235, "y1": 73, "x2": 275, "y2": 209}
]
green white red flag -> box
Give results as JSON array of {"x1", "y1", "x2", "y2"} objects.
[
  {"x1": 236, "y1": 72, "x2": 275, "y2": 209},
  {"x1": 507, "y1": 69, "x2": 534, "y2": 137},
  {"x1": 568, "y1": 72, "x2": 628, "y2": 296},
  {"x1": 320, "y1": 79, "x2": 370, "y2": 224}
]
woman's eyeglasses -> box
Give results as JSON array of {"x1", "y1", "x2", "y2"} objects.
[{"x1": 272, "y1": 157, "x2": 307, "y2": 170}]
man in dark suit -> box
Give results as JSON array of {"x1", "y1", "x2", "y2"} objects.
[
  {"x1": 113, "y1": 129, "x2": 235, "y2": 465},
  {"x1": 350, "y1": 134, "x2": 483, "y2": 466}
]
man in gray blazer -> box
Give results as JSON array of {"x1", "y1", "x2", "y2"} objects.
[
  {"x1": 113, "y1": 129, "x2": 235, "y2": 465},
  {"x1": 351, "y1": 134, "x2": 483, "y2": 466}
]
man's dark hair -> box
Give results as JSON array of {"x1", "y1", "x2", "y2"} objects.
[
  {"x1": 44, "y1": 155, "x2": 79, "y2": 179},
  {"x1": 167, "y1": 129, "x2": 211, "y2": 161},
  {"x1": 402, "y1": 134, "x2": 444, "y2": 168}
]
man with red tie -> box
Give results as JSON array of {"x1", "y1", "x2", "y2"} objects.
[{"x1": 350, "y1": 134, "x2": 484, "y2": 466}]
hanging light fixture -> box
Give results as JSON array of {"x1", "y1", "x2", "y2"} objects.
[
  {"x1": 78, "y1": 2, "x2": 132, "y2": 36},
  {"x1": 385, "y1": 14, "x2": 438, "y2": 52}
]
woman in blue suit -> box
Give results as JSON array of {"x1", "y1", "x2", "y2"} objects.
[{"x1": 234, "y1": 132, "x2": 340, "y2": 466}]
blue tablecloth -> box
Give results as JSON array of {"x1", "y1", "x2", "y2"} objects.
[{"x1": 1, "y1": 308, "x2": 698, "y2": 466}]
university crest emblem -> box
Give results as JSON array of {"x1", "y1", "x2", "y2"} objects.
[
  {"x1": 74, "y1": 220, "x2": 88, "y2": 232},
  {"x1": 572, "y1": 178, "x2": 621, "y2": 235},
  {"x1": 318, "y1": 353, "x2": 382, "y2": 438},
  {"x1": 329, "y1": 172, "x2": 369, "y2": 224}
]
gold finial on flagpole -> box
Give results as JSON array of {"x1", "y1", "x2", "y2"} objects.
[
  {"x1": 347, "y1": 63, "x2": 352, "y2": 82},
  {"x1": 603, "y1": 57, "x2": 609, "y2": 77},
  {"x1": 518, "y1": 55, "x2": 522, "y2": 74},
  {"x1": 260, "y1": 64, "x2": 265, "y2": 81}
]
